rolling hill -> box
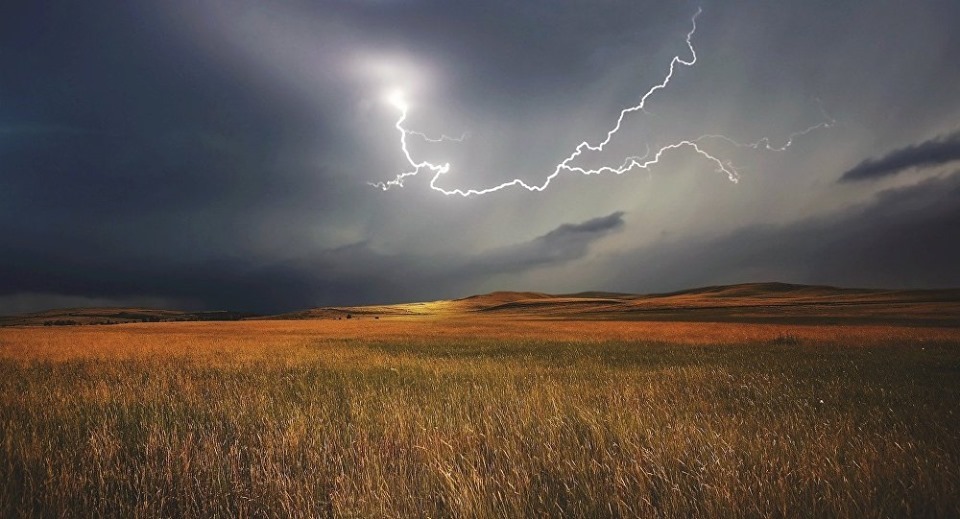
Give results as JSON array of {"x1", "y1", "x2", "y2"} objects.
[
  {"x1": 273, "y1": 282, "x2": 960, "y2": 327},
  {"x1": 3, "y1": 283, "x2": 959, "y2": 327}
]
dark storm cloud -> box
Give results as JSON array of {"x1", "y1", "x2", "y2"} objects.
[
  {"x1": 0, "y1": 3, "x2": 346, "y2": 279},
  {"x1": 470, "y1": 212, "x2": 625, "y2": 273},
  {"x1": 0, "y1": 212, "x2": 624, "y2": 314},
  {"x1": 2, "y1": 1, "x2": 632, "y2": 314},
  {"x1": 602, "y1": 172, "x2": 960, "y2": 292},
  {"x1": 839, "y1": 130, "x2": 960, "y2": 182},
  {"x1": 312, "y1": 0, "x2": 690, "y2": 97},
  {"x1": 0, "y1": 237, "x2": 417, "y2": 314},
  {"x1": 3, "y1": 0, "x2": 960, "y2": 314}
]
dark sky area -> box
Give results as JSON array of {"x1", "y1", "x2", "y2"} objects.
[{"x1": 2, "y1": 1, "x2": 959, "y2": 313}]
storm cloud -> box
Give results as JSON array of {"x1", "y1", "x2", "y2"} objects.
[
  {"x1": 840, "y1": 130, "x2": 960, "y2": 182},
  {"x1": 0, "y1": 212, "x2": 624, "y2": 314},
  {"x1": 597, "y1": 171, "x2": 960, "y2": 292},
  {"x1": 469, "y1": 212, "x2": 625, "y2": 274},
  {"x1": 2, "y1": 1, "x2": 960, "y2": 314}
]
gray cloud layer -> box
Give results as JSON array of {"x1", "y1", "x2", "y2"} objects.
[
  {"x1": 599, "y1": 171, "x2": 960, "y2": 292},
  {"x1": 0, "y1": 211, "x2": 624, "y2": 314},
  {"x1": 470, "y1": 212, "x2": 625, "y2": 274},
  {"x1": 2, "y1": 1, "x2": 960, "y2": 314},
  {"x1": 840, "y1": 130, "x2": 960, "y2": 182}
]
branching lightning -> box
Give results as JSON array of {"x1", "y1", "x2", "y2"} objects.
[
  {"x1": 407, "y1": 129, "x2": 466, "y2": 144},
  {"x1": 369, "y1": 8, "x2": 832, "y2": 197},
  {"x1": 694, "y1": 101, "x2": 836, "y2": 152}
]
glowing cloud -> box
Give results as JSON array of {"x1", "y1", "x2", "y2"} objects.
[{"x1": 385, "y1": 88, "x2": 408, "y2": 111}]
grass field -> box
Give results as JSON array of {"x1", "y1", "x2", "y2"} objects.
[{"x1": 1, "y1": 319, "x2": 959, "y2": 517}]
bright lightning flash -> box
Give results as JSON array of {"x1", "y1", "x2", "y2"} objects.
[
  {"x1": 369, "y1": 8, "x2": 833, "y2": 197},
  {"x1": 386, "y1": 89, "x2": 408, "y2": 111}
]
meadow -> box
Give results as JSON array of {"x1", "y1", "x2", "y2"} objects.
[{"x1": 1, "y1": 319, "x2": 958, "y2": 517}]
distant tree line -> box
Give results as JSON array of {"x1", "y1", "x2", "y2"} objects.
[
  {"x1": 43, "y1": 320, "x2": 78, "y2": 326},
  {"x1": 38, "y1": 311, "x2": 256, "y2": 327}
]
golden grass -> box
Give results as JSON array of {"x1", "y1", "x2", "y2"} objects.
[
  {"x1": 3, "y1": 318, "x2": 958, "y2": 361},
  {"x1": 1, "y1": 319, "x2": 958, "y2": 517}
]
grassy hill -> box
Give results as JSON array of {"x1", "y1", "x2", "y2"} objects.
[
  {"x1": 274, "y1": 282, "x2": 960, "y2": 326},
  {"x1": 4, "y1": 282, "x2": 959, "y2": 327}
]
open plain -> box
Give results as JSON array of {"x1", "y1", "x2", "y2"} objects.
[{"x1": 2, "y1": 285, "x2": 959, "y2": 517}]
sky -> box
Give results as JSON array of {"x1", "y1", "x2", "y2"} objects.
[{"x1": 2, "y1": 0, "x2": 960, "y2": 314}]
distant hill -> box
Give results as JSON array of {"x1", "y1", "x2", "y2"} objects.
[
  {"x1": 4, "y1": 283, "x2": 960, "y2": 327},
  {"x1": 271, "y1": 283, "x2": 960, "y2": 327}
]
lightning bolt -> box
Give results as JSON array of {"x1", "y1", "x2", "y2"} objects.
[
  {"x1": 694, "y1": 101, "x2": 836, "y2": 151},
  {"x1": 407, "y1": 129, "x2": 466, "y2": 144},
  {"x1": 369, "y1": 8, "x2": 831, "y2": 197}
]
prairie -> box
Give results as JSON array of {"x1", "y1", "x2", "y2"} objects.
[{"x1": 1, "y1": 317, "x2": 959, "y2": 517}]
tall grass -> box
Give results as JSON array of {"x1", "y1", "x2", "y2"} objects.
[{"x1": 0, "y1": 322, "x2": 958, "y2": 517}]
